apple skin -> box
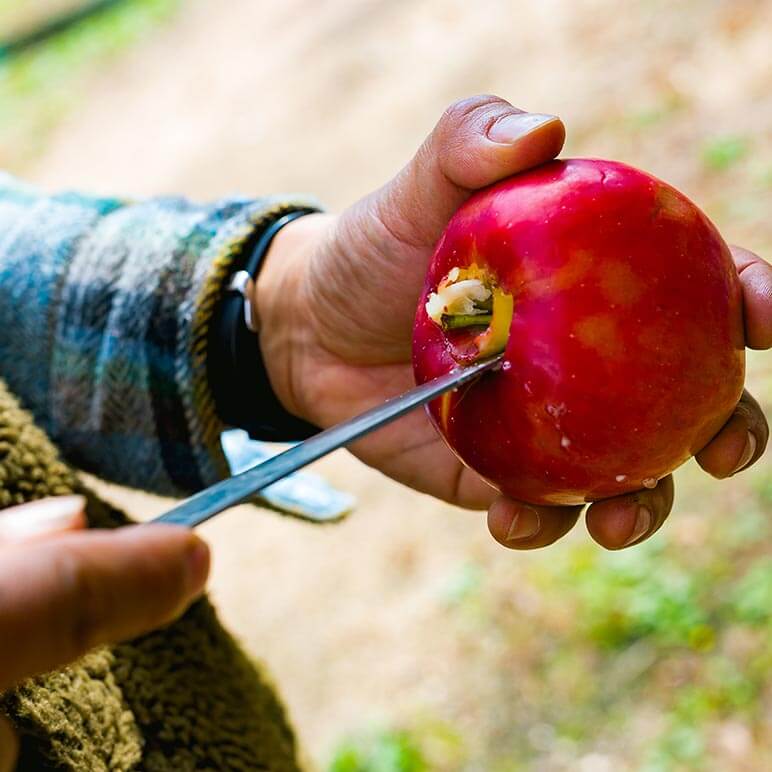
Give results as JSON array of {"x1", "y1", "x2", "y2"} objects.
[{"x1": 412, "y1": 159, "x2": 745, "y2": 506}]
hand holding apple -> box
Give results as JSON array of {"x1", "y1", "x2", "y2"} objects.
[
  {"x1": 413, "y1": 158, "x2": 747, "y2": 505},
  {"x1": 253, "y1": 95, "x2": 770, "y2": 550}
]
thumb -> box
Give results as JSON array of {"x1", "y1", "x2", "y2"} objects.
[
  {"x1": 0, "y1": 716, "x2": 18, "y2": 772},
  {"x1": 380, "y1": 95, "x2": 565, "y2": 247},
  {"x1": 0, "y1": 525, "x2": 209, "y2": 692}
]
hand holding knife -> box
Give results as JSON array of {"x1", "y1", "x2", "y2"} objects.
[{"x1": 152, "y1": 355, "x2": 502, "y2": 528}]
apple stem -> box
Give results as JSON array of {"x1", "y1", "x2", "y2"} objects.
[{"x1": 442, "y1": 313, "x2": 493, "y2": 330}]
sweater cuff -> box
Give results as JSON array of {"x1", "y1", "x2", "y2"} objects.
[
  {"x1": 187, "y1": 197, "x2": 322, "y2": 488},
  {"x1": 205, "y1": 209, "x2": 322, "y2": 443}
]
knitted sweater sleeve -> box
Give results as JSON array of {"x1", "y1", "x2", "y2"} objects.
[{"x1": 0, "y1": 172, "x2": 318, "y2": 496}]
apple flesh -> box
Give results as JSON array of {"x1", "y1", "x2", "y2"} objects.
[{"x1": 412, "y1": 159, "x2": 745, "y2": 505}]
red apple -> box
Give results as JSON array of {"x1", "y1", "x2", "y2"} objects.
[{"x1": 412, "y1": 159, "x2": 745, "y2": 505}]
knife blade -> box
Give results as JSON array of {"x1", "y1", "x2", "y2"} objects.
[{"x1": 151, "y1": 354, "x2": 503, "y2": 528}]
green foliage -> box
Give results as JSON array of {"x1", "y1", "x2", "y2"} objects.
[
  {"x1": 701, "y1": 135, "x2": 750, "y2": 171},
  {"x1": 554, "y1": 543, "x2": 714, "y2": 650},
  {"x1": 331, "y1": 471, "x2": 772, "y2": 769},
  {"x1": 731, "y1": 560, "x2": 772, "y2": 625},
  {"x1": 0, "y1": 0, "x2": 180, "y2": 168},
  {"x1": 642, "y1": 723, "x2": 706, "y2": 772},
  {"x1": 329, "y1": 730, "x2": 427, "y2": 772}
]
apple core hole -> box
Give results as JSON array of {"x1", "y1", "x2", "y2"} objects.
[{"x1": 425, "y1": 265, "x2": 514, "y2": 363}]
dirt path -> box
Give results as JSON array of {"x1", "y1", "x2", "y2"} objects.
[{"x1": 20, "y1": 0, "x2": 772, "y2": 767}]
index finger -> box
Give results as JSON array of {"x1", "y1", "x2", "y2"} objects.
[
  {"x1": 0, "y1": 525, "x2": 209, "y2": 692},
  {"x1": 732, "y1": 246, "x2": 772, "y2": 350}
]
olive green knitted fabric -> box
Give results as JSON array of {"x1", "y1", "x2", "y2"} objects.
[{"x1": 0, "y1": 380, "x2": 301, "y2": 771}]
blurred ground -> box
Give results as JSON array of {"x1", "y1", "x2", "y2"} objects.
[{"x1": 3, "y1": 1, "x2": 772, "y2": 770}]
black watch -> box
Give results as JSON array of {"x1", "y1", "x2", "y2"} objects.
[{"x1": 207, "y1": 208, "x2": 321, "y2": 441}]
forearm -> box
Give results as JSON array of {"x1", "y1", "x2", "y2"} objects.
[{"x1": 0, "y1": 172, "x2": 319, "y2": 495}]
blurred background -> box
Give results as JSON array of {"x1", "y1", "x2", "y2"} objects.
[{"x1": 1, "y1": 1, "x2": 771, "y2": 770}]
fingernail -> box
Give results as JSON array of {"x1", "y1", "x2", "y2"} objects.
[
  {"x1": 623, "y1": 506, "x2": 652, "y2": 547},
  {"x1": 506, "y1": 506, "x2": 541, "y2": 542},
  {"x1": 185, "y1": 537, "x2": 210, "y2": 595},
  {"x1": 488, "y1": 112, "x2": 559, "y2": 144},
  {"x1": 0, "y1": 495, "x2": 85, "y2": 541},
  {"x1": 732, "y1": 431, "x2": 756, "y2": 475}
]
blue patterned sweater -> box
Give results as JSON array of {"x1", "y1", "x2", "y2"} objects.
[{"x1": 0, "y1": 173, "x2": 341, "y2": 512}]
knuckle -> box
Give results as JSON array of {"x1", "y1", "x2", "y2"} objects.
[
  {"x1": 439, "y1": 94, "x2": 510, "y2": 132},
  {"x1": 732, "y1": 244, "x2": 769, "y2": 271}
]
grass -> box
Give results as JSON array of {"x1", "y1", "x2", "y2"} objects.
[
  {"x1": 326, "y1": 462, "x2": 772, "y2": 771},
  {"x1": 0, "y1": 0, "x2": 180, "y2": 170},
  {"x1": 701, "y1": 136, "x2": 750, "y2": 172},
  {"x1": 330, "y1": 730, "x2": 429, "y2": 772}
]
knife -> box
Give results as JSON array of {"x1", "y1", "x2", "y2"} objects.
[{"x1": 151, "y1": 354, "x2": 503, "y2": 528}]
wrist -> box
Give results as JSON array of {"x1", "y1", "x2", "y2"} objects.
[{"x1": 252, "y1": 212, "x2": 337, "y2": 423}]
